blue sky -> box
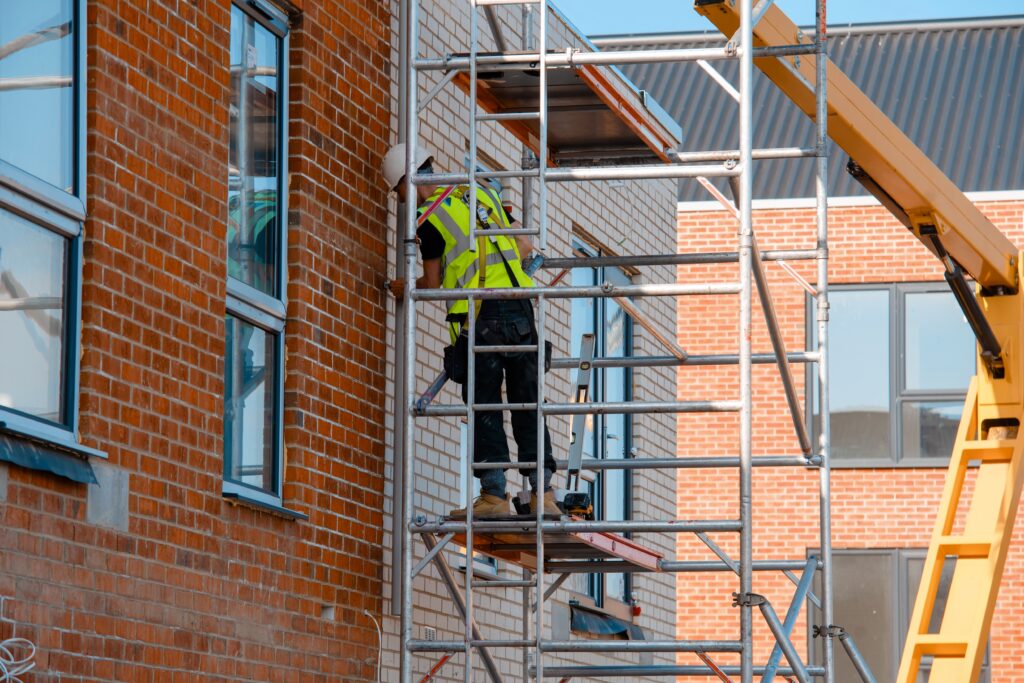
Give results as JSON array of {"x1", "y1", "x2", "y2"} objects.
[{"x1": 553, "y1": 0, "x2": 1023, "y2": 36}]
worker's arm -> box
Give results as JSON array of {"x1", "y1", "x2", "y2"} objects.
[
  {"x1": 387, "y1": 258, "x2": 442, "y2": 299},
  {"x1": 512, "y1": 225, "x2": 533, "y2": 260}
]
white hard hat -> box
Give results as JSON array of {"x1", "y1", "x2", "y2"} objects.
[{"x1": 382, "y1": 142, "x2": 434, "y2": 190}]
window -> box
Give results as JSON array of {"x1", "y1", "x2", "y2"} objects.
[
  {"x1": 809, "y1": 548, "x2": 990, "y2": 681},
  {"x1": 809, "y1": 284, "x2": 975, "y2": 466},
  {"x1": 0, "y1": 0, "x2": 99, "y2": 475},
  {"x1": 570, "y1": 242, "x2": 633, "y2": 606},
  {"x1": 223, "y1": 1, "x2": 291, "y2": 511}
]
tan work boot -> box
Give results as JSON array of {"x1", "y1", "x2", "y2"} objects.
[
  {"x1": 448, "y1": 493, "x2": 511, "y2": 519},
  {"x1": 530, "y1": 490, "x2": 562, "y2": 517}
]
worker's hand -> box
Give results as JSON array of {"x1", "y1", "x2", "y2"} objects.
[{"x1": 386, "y1": 278, "x2": 406, "y2": 299}]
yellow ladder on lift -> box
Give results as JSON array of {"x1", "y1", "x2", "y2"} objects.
[{"x1": 897, "y1": 378, "x2": 1024, "y2": 681}]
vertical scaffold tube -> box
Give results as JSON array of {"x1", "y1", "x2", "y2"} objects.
[
  {"x1": 391, "y1": 0, "x2": 410, "y2": 620},
  {"x1": 520, "y1": 9, "x2": 536, "y2": 677},
  {"x1": 737, "y1": 0, "x2": 754, "y2": 681},
  {"x1": 537, "y1": 0, "x2": 548, "y2": 251},
  {"x1": 534, "y1": 290, "x2": 547, "y2": 681},
  {"x1": 534, "y1": 7, "x2": 549, "y2": 680},
  {"x1": 464, "y1": 7, "x2": 480, "y2": 679},
  {"x1": 814, "y1": 0, "x2": 834, "y2": 680},
  {"x1": 399, "y1": 1, "x2": 420, "y2": 681}
]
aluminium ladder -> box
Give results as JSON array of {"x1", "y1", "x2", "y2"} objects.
[{"x1": 394, "y1": 0, "x2": 839, "y2": 681}]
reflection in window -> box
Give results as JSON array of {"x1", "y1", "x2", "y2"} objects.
[
  {"x1": 0, "y1": 0, "x2": 75, "y2": 190},
  {"x1": 223, "y1": 0, "x2": 287, "y2": 506},
  {"x1": 228, "y1": 4, "x2": 281, "y2": 296},
  {"x1": 570, "y1": 247, "x2": 632, "y2": 605},
  {"x1": 0, "y1": 210, "x2": 66, "y2": 422},
  {"x1": 811, "y1": 549, "x2": 990, "y2": 681},
  {"x1": 811, "y1": 285, "x2": 974, "y2": 464},
  {"x1": 224, "y1": 316, "x2": 277, "y2": 494},
  {"x1": 904, "y1": 292, "x2": 975, "y2": 391},
  {"x1": 901, "y1": 402, "x2": 962, "y2": 459},
  {"x1": 824, "y1": 290, "x2": 891, "y2": 461}
]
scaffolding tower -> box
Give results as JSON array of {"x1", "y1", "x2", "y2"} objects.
[{"x1": 391, "y1": 1, "x2": 864, "y2": 680}]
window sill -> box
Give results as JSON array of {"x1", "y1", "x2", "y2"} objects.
[
  {"x1": 829, "y1": 459, "x2": 953, "y2": 470},
  {"x1": 454, "y1": 557, "x2": 500, "y2": 579},
  {"x1": 564, "y1": 591, "x2": 634, "y2": 623},
  {"x1": 222, "y1": 490, "x2": 307, "y2": 521},
  {"x1": 0, "y1": 419, "x2": 104, "y2": 484}
]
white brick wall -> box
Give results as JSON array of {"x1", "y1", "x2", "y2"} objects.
[{"x1": 381, "y1": 3, "x2": 678, "y2": 680}]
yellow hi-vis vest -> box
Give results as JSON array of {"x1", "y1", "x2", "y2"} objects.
[{"x1": 418, "y1": 184, "x2": 534, "y2": 321}]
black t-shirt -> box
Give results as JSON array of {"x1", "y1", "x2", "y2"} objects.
[{"x1": 417, "y1": 221, "x2": 446, "y2": 261}]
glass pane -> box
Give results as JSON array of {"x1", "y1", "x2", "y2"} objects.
[
  {"x1": 228, "y1": 6, "x2": 281, "y2": 296},
  {"x1": 0, "y1": 210, "x2": 66, "y2": 422},
  {"x1": 904, "y1": 292, "x2": 975, "y2": 392},
  {"x1": 224, "y1": 316, "x2": 277, "y2": 493},
  {"x1": 821, "y1": 290, "x2": 891, "y2": 461},
  {"x1": 571, "y1": 267, "x2": 597, "y2": 463},
  {"x1": 901, "y1": 401, "x2": 963, "y2": 460},
  {"x1": 0, "y1": 0, "x2": 75, "y2": 190},
  {"x1": 813, "y1": 552, "x2": 896, "y2": 680},
  {"x1": 602, "y1": 270, "x2": 631, "y2": 603}
]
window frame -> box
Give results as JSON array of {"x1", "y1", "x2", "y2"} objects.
[
  {"x1": 221, "y1": 0, "x2": 291, "y2": 511},
  {"x1": 808, "y1": 548, "x2": 990, "y2": 681},
  {"x1": 570, "y1": 240, "x2": 634, "y2": 608},
  {"x1": 807, "y1": 282, "x2": 975, "y2": 468},
  {"x1": 0, "y1": 0, "x2": 102, "y2": 461}
]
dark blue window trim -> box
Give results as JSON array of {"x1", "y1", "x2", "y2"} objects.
[
  {"x1": 223, "y1": 490, "x2": 307, "y2": 521},
  {"x1": 0, "y1": 0, "x2": 103, "y2": 476},
  {"x1": 0, "y1": 429, "x2": 97, "y2": 485}
]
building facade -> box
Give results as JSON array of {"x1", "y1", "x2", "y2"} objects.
[
  {"x1": 0, "y1": 1, "x2": 683, "y2": 681},
  {"x1": 1, "y1": 0, "x2": 392, "y2": 678}
]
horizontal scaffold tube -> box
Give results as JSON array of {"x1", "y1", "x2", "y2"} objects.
[
  {"x1": 408, "y1": 639, "x2": 742, "y2": 653},
  {"x1": 414, "y1": 43, "x2": 819, "y2": 72},
  {"x1": 472, "y1": 455, "x2": 821, "y2": 470},
  {"x1": 537, "y1": 665, "x2": 826, "y2": 678},
  {"x1": 537, "y1": 558, "x2": 819, "y2": 573},
  {"x1": 414, "y1": 162, "x2": 740, "y2": 185},
  {"x1": 542, "y1": 640, "x2": 743, "y2": 653},
  {"x1": 548, "y1": 351, "x2": 819, "y2": 369},
  {"x1": 418, "y1": 399, "x2": 741, "y2": 417},
  {"x1": 414, "y1": 519, "x2": 742, "y2": 534},
  {"x1": 414, "y1": 46, "x2": 734, "y2": 70},
  {"x1": 660, "y1": 559, "x2": 822, "y2": 572},
  {"x1": 412, "y1": 282, "x2": 739, "y2": 302},
  {"x1": 541, "y1": 249, "x2": 817, "y2": 269},
  {"x1": 674, "y1": 147, "x2": 816, "y2": 163}
]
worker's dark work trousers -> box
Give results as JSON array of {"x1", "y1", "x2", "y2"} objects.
[{"x1": 462, "y1": 300, "x2": 555, "y2": 497}]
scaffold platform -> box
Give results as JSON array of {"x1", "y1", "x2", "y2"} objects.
[{"x1": 448, "y1": 519, "x2": 663, "y2": 573}]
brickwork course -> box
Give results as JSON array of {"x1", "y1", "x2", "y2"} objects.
[
  {"x1": 1, "y1": 0, "x2": 392, "y2": 680},
  {"x1": 675, "y1": 196, "x2": 1024, "y2": 678},
  {"x1": 0, "y1": 1, "x2": 683, "y2": 681}
]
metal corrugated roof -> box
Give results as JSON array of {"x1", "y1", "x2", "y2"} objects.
[{"x1": 593, "y1": 16, "x2": 1024, "y2": 201}]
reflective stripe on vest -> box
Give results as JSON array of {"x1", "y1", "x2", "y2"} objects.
[{"x1": 419, "y1": 185, "x2": 534, "y2": 317}]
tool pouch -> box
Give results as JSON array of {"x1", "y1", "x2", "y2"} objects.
[{"x1": 443, "y1": 330, "x2": 470, "y2": 384}]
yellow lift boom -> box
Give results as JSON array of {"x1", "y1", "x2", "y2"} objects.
[{"x1": 697, "y1": 2, "x2": 1024, "y2": 681}]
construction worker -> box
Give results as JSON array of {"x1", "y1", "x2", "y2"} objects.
[{"x1": 384, "y1": 142, "x2": 559, "y2": 519}]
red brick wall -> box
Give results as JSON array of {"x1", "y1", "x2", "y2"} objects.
[
  {"x1": 675, "y1": 199, "x2": 1024, "y2": 677},
  {"x1": 0, "y1": 1, "x2": 391, "y2": 679}
]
